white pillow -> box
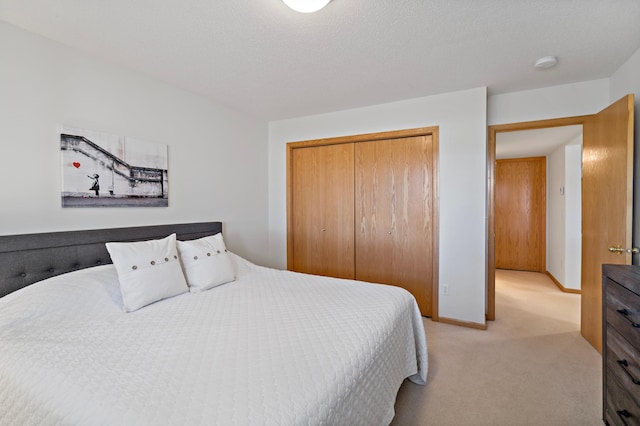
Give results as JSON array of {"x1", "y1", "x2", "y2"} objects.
[
  {"x1": 106, "y1": 233, "x2": 188, "y2": 312},
  {"x1": 177, "y1": 233, "x2": 235, "y2": 293}
]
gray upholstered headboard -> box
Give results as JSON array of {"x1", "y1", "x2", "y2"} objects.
[{"x1": 0, "y1": 221, "x2": 222, "y2": 298}]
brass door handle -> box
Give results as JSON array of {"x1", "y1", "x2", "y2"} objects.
[{"x1": 609, "y1": 246, "x2": 640, "y2": 254}]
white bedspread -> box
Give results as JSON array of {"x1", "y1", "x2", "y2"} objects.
[{"x1": 0, "y1": 254, "x2": 427, "y2": 425}]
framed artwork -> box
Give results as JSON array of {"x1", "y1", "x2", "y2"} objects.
[{"x1": 60, "y1": 126, "x2": 169, "y2": 207}]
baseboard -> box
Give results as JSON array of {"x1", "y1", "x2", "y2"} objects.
[
  {"x1": 437, "y1": 316, "x2": 487, "y2": 330},
  {"x1": 545, "y1": 271, "x2": 581, "y2": 294}
]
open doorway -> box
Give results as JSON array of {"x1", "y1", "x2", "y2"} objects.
[
  {"x1": 486, "y1": 95, "x2": 634, "y2": 352},
  {"x1": 490, "y1": 125, "x2": 583, "y2": 338},
  {"x1": 487, "y1": 116, "x2": 587, "y2": 322},
  {"x1": 495, "y1": 125, "x2": 582, "y2": 292}
]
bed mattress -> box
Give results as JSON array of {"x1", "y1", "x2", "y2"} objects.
[{"x1": 0, "y1": 254, "x2": 427, "y2": 425}]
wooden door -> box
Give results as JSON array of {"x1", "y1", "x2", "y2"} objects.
[
  {"x1": 495, "y1": 157, "x2": 546, "y2": 272},
  {"x1": 290, "y1": 143, "x2": 355, "y2": 279},
  {"x1": 581, "y1": 94, "x2": 634, "y2": 352},
  {"x1": 355, "y1": 135, "x2": 435, "y2": 316}
]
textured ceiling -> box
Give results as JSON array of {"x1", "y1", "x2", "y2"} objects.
[{"x1": 1, "y1": 0, "x2": 639, "y2": 120}]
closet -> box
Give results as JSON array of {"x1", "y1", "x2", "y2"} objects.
[{"x1": 287, "y1": 128, "x2": 438, "y2": 317}]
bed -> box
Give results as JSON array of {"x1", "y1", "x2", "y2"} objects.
[{"x1": 0, "y1": 221, "x2": 427, "y2": 425}]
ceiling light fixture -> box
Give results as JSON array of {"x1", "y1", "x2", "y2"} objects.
[
  {"x1": 282, "y1": 0, "x2": 332, "y2": 13},
  {"x1": 534, "y1": 56, "x2": 558, "y2": 70}
]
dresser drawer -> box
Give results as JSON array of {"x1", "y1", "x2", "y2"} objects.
[
  {"x1": 606, "y1": 278, "x2": 640, "y2": 350},
  {"x1": 607, "y1": 324, "x2": 640, "y2": 407},
  {"x1": 606, "y1": 370, "x2": 640, "y2": 426}
]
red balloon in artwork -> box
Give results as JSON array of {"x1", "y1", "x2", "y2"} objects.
[{"x1": 73, "y1": 162, "x2": 81, "y2": 168}]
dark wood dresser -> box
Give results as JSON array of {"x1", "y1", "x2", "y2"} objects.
[{"x1": 603, "y1": 264, "x2": 640, "y2": 425}]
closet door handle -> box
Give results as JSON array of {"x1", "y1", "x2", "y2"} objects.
[
  {"x1": 617, "y1": 308, "x2": 640, "y2": 328},
  {"x1": 617, "y1": 359, "x2": 640, "y2": 385}
]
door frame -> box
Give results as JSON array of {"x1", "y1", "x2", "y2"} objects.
[
  {"x1": 287, "y1": 126, "x2": 440, "y2": 320},
  {"x1": 487, "y1": 116, "x2": 590, "y2": 320}
]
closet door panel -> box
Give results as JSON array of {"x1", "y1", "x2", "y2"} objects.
[
  {"x1": 291, "y1": 143, "x2": 355, "y2": 279},
  {"x1": 355, "y1": 136, "x2": 434, "y2": 316}
]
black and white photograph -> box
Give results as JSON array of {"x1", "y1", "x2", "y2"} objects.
[{"x1": 60, "y1": 126, "x2": 168, "y2": 207}]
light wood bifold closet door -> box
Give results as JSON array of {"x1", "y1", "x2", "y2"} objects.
[
  {"x1": 288, "y1": 128, "x2": 438, "y2": 318},
  {"x1": 355, "y1": 136, "x2": 434, "y2": 316},
  {"x1": 291, "y1": 143, "x2": 355, "y2": 279}
]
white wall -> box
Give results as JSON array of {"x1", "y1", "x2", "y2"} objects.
[
  {"x1": 546, "y1": 137, "x2": 582, "y2": 290},
  {"x1": 0, "y1": 21, "x2": 270, "y2": 265},
  {"x1": 565, "y1": 141, "x2": 582, "y2": 289},
  {"x1": 268, "y1": 87, "x2": 488, "y2": 325},
  {"x1": 488, "y1": 79, "x2": 610, "y2": 125},
  {"x1": 610, "y1": 46, "x2": 640, "y2": 264},
  {"x1": 547, "y1": 146, "x2": 565, "y2": 283}
]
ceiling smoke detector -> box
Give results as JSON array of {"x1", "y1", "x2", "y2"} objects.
[{"x1": 534, "y1": 56, "x2": 558, "y2": 70}]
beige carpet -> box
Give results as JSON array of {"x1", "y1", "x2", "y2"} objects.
[{"x1": 391, "y1": 269, "x2": 603, "y2": 426}]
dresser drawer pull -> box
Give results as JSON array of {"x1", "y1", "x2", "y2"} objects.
[
  {"x1": 617, "y1": 359, "x2": 640, "y2": 385},
  {"x1": 617, "y1": 308, "x2": 640, "y2": 328},
  {"x1": 617, "y1": 409, "x2": 632, "y2": 424}
]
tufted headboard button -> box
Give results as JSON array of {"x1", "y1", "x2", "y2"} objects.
[
  {"x1": 96, "y1": 260, "x2": 102, "y2": 265},
  {"x1": 20, "y1": 273, "x2": 26, "y2": 278},
  {"x1": 74, "y1": 264, "x2": 80, "y2": 269},
  {"x1": 48, "y1": 268, "x2": 55, "y2": 273}
]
